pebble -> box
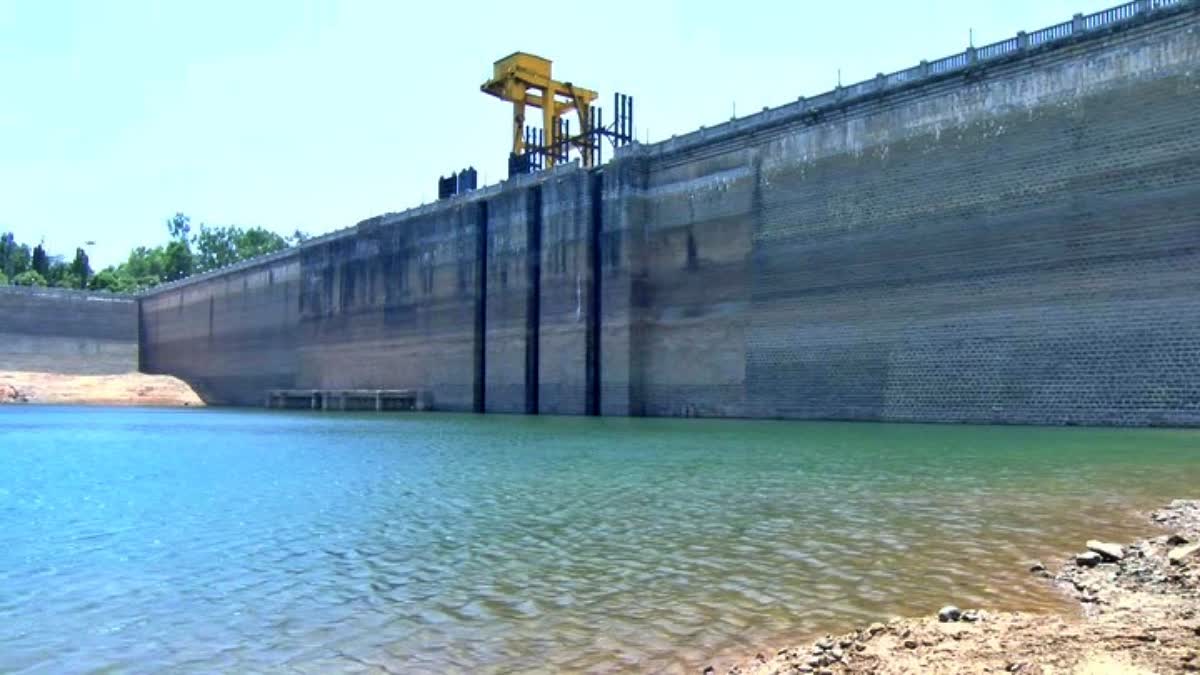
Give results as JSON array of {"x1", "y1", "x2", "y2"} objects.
[
  {"x1": 1029, "y1": 560, "x2": 1047, "y2": 574},
  {"x1": 1168, "y1": 542, "x2": 1200, "y2": 565},
  {"x1": 938, "y1": 605, "x2": 962, "y2": 622},
  {"x1": 1086, "y1": 540, "x2": 1125, "y2": 561},
  {"x1": 1075, "y1": 551, "x2": 1103, "y2": 567},
  {"x1": 1167, "y1": 533, "x2": 1190, "y2": 546},
  {"x1": 962, "y1": 610, "x2": 981, "y2": 622},
  {"x1": 866, "y1": 622, "x2": 886, "y2": 636},
  {"x1": 903, "y1": 639, "x2": 918, "y2": 649}
]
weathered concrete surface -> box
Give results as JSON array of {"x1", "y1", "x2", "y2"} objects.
[
  {"x1": 139, "y1": 4, "x2": 1200, "y2": 424},
  {"x1": 623, "y1": 7, "x2": 1200, "y2": 425},
  {"x1": 139, "y1": 256, "x2": 300, "y2": 405},
  {"x1": 0, "y1": 287, "x2": 137, "y2": 374}
]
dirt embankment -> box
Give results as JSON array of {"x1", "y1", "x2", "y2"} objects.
[
  {"x1": 722, "y1": 500, "x2": 1200, "y2": 675},
  {"x1": 0, "y1": 370, "x2": 203, "y2": 407}
]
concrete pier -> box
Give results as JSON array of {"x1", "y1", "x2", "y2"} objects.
[{"x1": 266, "y1": 389, "x2": 431, "y2": 412}]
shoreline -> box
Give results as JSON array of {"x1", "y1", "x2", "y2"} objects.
[
  {"x1": 0, "y1": 370, "x2": 203, "y2": 407},
  {"x1": 720, "y1": 499, "x2": 1200, "y2": 674}
]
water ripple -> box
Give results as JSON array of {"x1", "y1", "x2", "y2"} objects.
[{"x1": 0, "y1": 407, "x2": 1196, "y2": 673}]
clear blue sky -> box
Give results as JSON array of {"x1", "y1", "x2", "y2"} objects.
[{"x1": 1, "y1": 0, "x2": 1115, "y2": 268}]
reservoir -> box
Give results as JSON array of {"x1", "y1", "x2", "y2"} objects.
[{"x1": 1, "y1": 407, "x2": 1196, "y2": 673}]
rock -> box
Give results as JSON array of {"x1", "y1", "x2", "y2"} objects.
[
  {"x1": 1086, "y1": 540, "x2": 1125, "y2": 561},
  {"x1": 866, "y1": 622, "x2": 886, "y2": 636},
  {"x1": 938, "y1": 605, "x2": 962, "y2": 622},
  {"x1": 806, "y1": 656, "x2": 823, "y2": 668},
  {"x1": 1029, "y1": 560, "x2": 1046, "y2": 573},
  {"x1": 962, "y1": 610, "x2": 981, "y2": 622},
  {"x1": 829, "y1": 647, "x2": 843, "y2": 661},
  {"x1": 815, "y1": 638, "x2": 834, "y2": 651},
  {"x1": 702, "y1": 667, "x2": 715, "y2": 675},
  {"x1": 1168, "y1": 542, "x2": 1200, "y2": 565},
  {"x1": 903, "y1": 639, "x2": 918, "y2": 649},
  {"x1": 1168, "y1": 533, "x2": 1190, "y2": 546},
  {"x1": 1076, "y1": 551, "x2": 1103, "y2": 567}
]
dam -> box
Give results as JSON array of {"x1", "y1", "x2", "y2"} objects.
[{"x1": 136, "y1": 1, "x2": 1200, "y2": 426}]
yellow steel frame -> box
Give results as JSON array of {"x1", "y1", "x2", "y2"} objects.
[{"x1": 481, "y1": 52, "x2": 599, "y2": 168}]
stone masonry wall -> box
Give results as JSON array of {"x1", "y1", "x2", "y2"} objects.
[
  {"x1": 0, "y1": 286, "x2": 137, "y2": 375},
  {"x1": 137, "y1": 3, "x2": 1200, "y2": 425}
]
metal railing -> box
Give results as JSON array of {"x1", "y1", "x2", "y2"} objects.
[{"x1": 651, "y1": 0, "x2": 1192, "y2": 157}]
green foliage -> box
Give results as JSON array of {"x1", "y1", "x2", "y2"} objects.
[
  {"x1": 68, "y1": 248, "x2": 91, "y2": 288},
  {"x1": 1, "y1": 214, "x2": 305, "y2": 294},
  {"x1": 193, "y1": 224, "x2": 289, "y2": 273},
  {"x1": 162, "y1": 240, "x2": 193, "y2": 281},
  {"x1": 167, "y1": 213, "x2": 191, "y2": 241},
  {"x1": 31, "y1": 244, "x2": 48, "y2": 276},
  {"x1": 88, "y1": 268, "x2": 143, "y2": 293},
  {"x1": 0, "y1": 233, "x2": 31, "y2": 278},
  {"x1": 44, "y1": 258, "x2": 74, "y2": 288},
  {"x1": 12, "y1": 270, "x2": 47, "y2": 287}
]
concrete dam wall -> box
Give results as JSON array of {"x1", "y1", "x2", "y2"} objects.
[
  {"x1": 140, "y1": 3, "x2": 1200, "y2": 425},
  {"x1": 0, "y1": 287, "x2": 138, "y2": 375}
]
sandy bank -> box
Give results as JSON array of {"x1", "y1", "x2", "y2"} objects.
[
  {"x1": 722, "y1": 500, "x2": 1200, "y2": 675},
  {"x1": 0, "y1": 370, "x2": 203, "y2": 407}
]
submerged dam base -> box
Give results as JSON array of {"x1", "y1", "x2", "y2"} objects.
[{"x1": 139, "y1": 2, "x2": 1200, "y2": 426}]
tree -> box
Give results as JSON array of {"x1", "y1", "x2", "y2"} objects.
[
  {"x1": 0, "y1": 270, "x2": 7, "y2": 285},
  {"x1": 0, "y1": 233, "x2": 31, "y2": 278},
  {"x1": 192, "y1": 224, "x2": 239, "y2": 272},
  {"x1": 88, "y1": 268, "x2": 143, "y2": 293},
  {"x1": 192, "y1": 224, "x2": 289, "y2": 274},
  {"x1": 12, "y1": 270, "x2": 47, "y2": 286},
  {"x1": 31, "y1": 244, "x2": 48, "y2": 277},
  {"x1": 44, "y1": 258, "x2": 72, "y2": 288},
  {"x1": 167, "y1": 212, "x2": 191, "y2": 241},
  {"x1": 162, "y1": 240, "x2": 193, "y2": 281},
  {"x1": 68, "y1": 248, "x2": 91, "y2": 288}
]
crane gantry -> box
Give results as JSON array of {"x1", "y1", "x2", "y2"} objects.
[{"x1": 481, "y1": 52, "x2": 633, "y2": 176}]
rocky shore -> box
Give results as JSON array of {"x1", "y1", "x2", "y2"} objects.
[
  {"x1": 0, "y1": 370, "x2": 203, "y2": 407},
  {"x1": 720, "y1": 500, "x2": 1200, "y2": 675}
]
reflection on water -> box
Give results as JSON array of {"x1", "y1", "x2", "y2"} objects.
[{"x1": 0, "y1": 407, "x2": 1196, "y2": 673}]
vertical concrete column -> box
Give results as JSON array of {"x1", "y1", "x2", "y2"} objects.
[
  {"x1": 525, "y1": 186, "x2": 542, "y2": 415},
  {"x1": 136, "y1": 298, "x2": 147, "y2": 373},
  {"x1": 585, "y1": 170, "x2": 603, "y2": 416},
  {"x1": 473, "y1": 200, "x2": 489, "y2": 413}
]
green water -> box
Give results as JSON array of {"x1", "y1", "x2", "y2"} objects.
[{"x1": 0, "y1": 407, "x2": 1196, "y2": 673}]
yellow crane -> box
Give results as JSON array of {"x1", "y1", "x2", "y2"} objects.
[{"x1": 481, "y1": 52, "x2": 599, "y2": 169}]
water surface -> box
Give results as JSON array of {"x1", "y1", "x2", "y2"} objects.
[{"x1": 1, "y1": 407, "x2": 1197, "y2": 673}]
